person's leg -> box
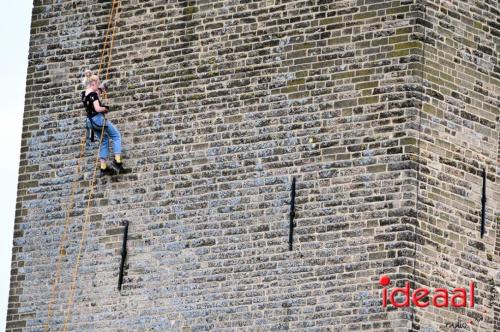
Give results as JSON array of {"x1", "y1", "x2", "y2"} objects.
[
  {"x1": 88, "y1": 115, "x2": 114, "y2": 176},
  {"x1": 105, "y1": 120, "x2": 122, "y2": 158},
  {"x1": 94, "y1": 125, "x2": 109, "y2": 169},
  {"x1": 105, "y1": 120, "x2": 124, "y2": 172}
]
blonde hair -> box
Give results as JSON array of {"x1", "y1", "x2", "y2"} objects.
[{"x1": 83, "y1": 69, "x2": 100, "y2": 86}]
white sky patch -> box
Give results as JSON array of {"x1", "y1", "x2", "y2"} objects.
[{"x1": 0, "y1": 2, "x2": 32, "y2": 330}]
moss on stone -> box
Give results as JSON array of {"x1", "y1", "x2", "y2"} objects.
[
  {"x1": 394, "y1": 41, "x2": 421, "y2": 50},
  {"x1": 331, "y1": 71, "x2": 354, "y2": 80},
  {"x1": 387, "y1": 49, "x2": 410, "y2": 58},
  {"x1": 396, "y1": 27, "x2": 412, "y2": 35},
  {"x1": 355, "y1": 69, "x2": 374, "y2": 77},
  {"x1": 328, "y1": 36, "x2": 351, "y2": 45},
  {"x1": 296, "y1": 42, "x2": 316, "y2": 50},
  {"x1": 183, "y1": 6, "x2": 199, "y2": 15},
  {"x1": 240, "y1": 93, "x2": 256, "y2": 100},
  {"x1": 320, "y1": 17, "x2": 342, "y2": 25},
  {"x1": 358, "y1": 96, "x2": 378, "y2": 105},
  {"x1": 353, "y1": 12, "x2": 376, "y2": 20},
  {"x1": 187, "y1": 93, "x2": 206, "y2": 100},
  {"x1": 287, "y1": 78, "x2": 305, "y2": 86},
  {"x1": 389, "y1": 35, "x2": 408, "y2": 44},
  {"x1": 281, "y1": 86, "x2": 298, "y2": 93},
  {"x1": 356, "y1": 81, "x2": 378, "y2": 90},
  {"x1": 386, "y1": 6, "x2": 409, "y2": 15}
]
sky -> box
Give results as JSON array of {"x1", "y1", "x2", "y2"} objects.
[{"x1": 0, "y1": 1, "x2": 32, "y2": 330}]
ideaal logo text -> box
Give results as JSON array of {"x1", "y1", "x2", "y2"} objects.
[{"x1": 379, "y1": 275, "x2": 475, "y2": 308}]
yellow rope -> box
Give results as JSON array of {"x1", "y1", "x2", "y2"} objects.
[
  {"x1": 44, "y1": 130, "x2": 86, "y2": 332},
  {"x1": 63, "y1": 1, "x2": 120, "y2": 329},
  {"x1": 98, "y1": 0, "x2": 118, "y2": 77},
  {"x1": 102, "y1": 15, "x2": 118, "y2": 99},
  {"x1": 44, "y1": 1, "x2": 120, "y2": 330},
  {"x1": 62, "y1": 124, "x2": 106, "y2": 331}
]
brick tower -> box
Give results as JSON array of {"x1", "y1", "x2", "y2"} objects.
[{"x1": 7, "y1": 0, "x2": 499, "y2": 331}]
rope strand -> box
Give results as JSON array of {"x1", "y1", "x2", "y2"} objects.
[
  {"x1": 44, "y1": 130, "x2": 86, "y2": 332},
  {"x1": 44, "y1": 1, "x2": 120, "y2": 330},
  {"x1": 63, "y1": 1, "x2": 120, "y2": 329},
  {"x1": 63, "y1": 123, "x2": 107, "y2": 331},
  {"x1": 98, "y1": 0, "x2": 118, "y2": 77}
]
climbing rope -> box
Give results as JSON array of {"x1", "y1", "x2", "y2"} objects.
[
  {"x1": 44, "y1": 1, "x2": 120, "y2": 331},
  {"x1": 63, "y1": 2, "x2": 120, "y2": 330},
  {"x1": 98, "y1": 0, "x2": 119, "y2": 83},
  {"x1": 62, "y1": 124, "x2": 106, "y2": 332},
  {"x1": 44, "y1": 131, "x2": 87, "y2": 332}
]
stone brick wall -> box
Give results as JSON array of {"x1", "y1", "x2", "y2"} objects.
[
  {"x1": 410, "y1": 1, "x2": 499, "y2": 331},
  {"x1": 7, "y1": 0, "x2": 498, "y2": 331}
]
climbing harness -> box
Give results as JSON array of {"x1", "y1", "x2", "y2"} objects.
[
  {"x1": 81, "y1": 91, "x2": 109, "y2": 142},
  {"x1": 44, "y1": 1, "x2": 120, "y2": 331}
]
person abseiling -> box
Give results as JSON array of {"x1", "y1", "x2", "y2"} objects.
[{"x1": 81, "y1": 69, "x2": 124, "y2": 176}]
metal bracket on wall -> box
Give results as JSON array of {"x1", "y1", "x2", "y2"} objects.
[
  {"x1": 118, "y1": 220, "x2": 129, "y2": 291},
  {"x1": 289, "y1": 177, "x2": 296, "y2": 251},
  {"x1": 480, "y1": 168, "x2": 486, "y2": 238}
]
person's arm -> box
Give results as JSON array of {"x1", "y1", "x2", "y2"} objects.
[{"x1": 93, "y1": 99, "x2": 109, "y2": 113}]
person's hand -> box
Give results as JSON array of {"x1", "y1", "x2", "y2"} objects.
[{"x1": 99, "y1": 81, "x2": 109, "y2": 93}]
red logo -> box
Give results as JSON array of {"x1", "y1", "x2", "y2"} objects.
[{"x1": 379, "y1": 275, "x2": 475, "y2": 308}]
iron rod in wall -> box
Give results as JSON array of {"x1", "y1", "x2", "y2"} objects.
[
  {"x1": 289, "y1": 177, "x2": 296, "y2": 251},
  {"x1": 118, "y1": 221, "x2": 129, "y2": 291},
  {"x1": 480, "y1": 169, "x2": 486, "y2": 238}
]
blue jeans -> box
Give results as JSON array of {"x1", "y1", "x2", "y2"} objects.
[{"x1": 86, "y1": 113, "x2": 122, "y2": 160}]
